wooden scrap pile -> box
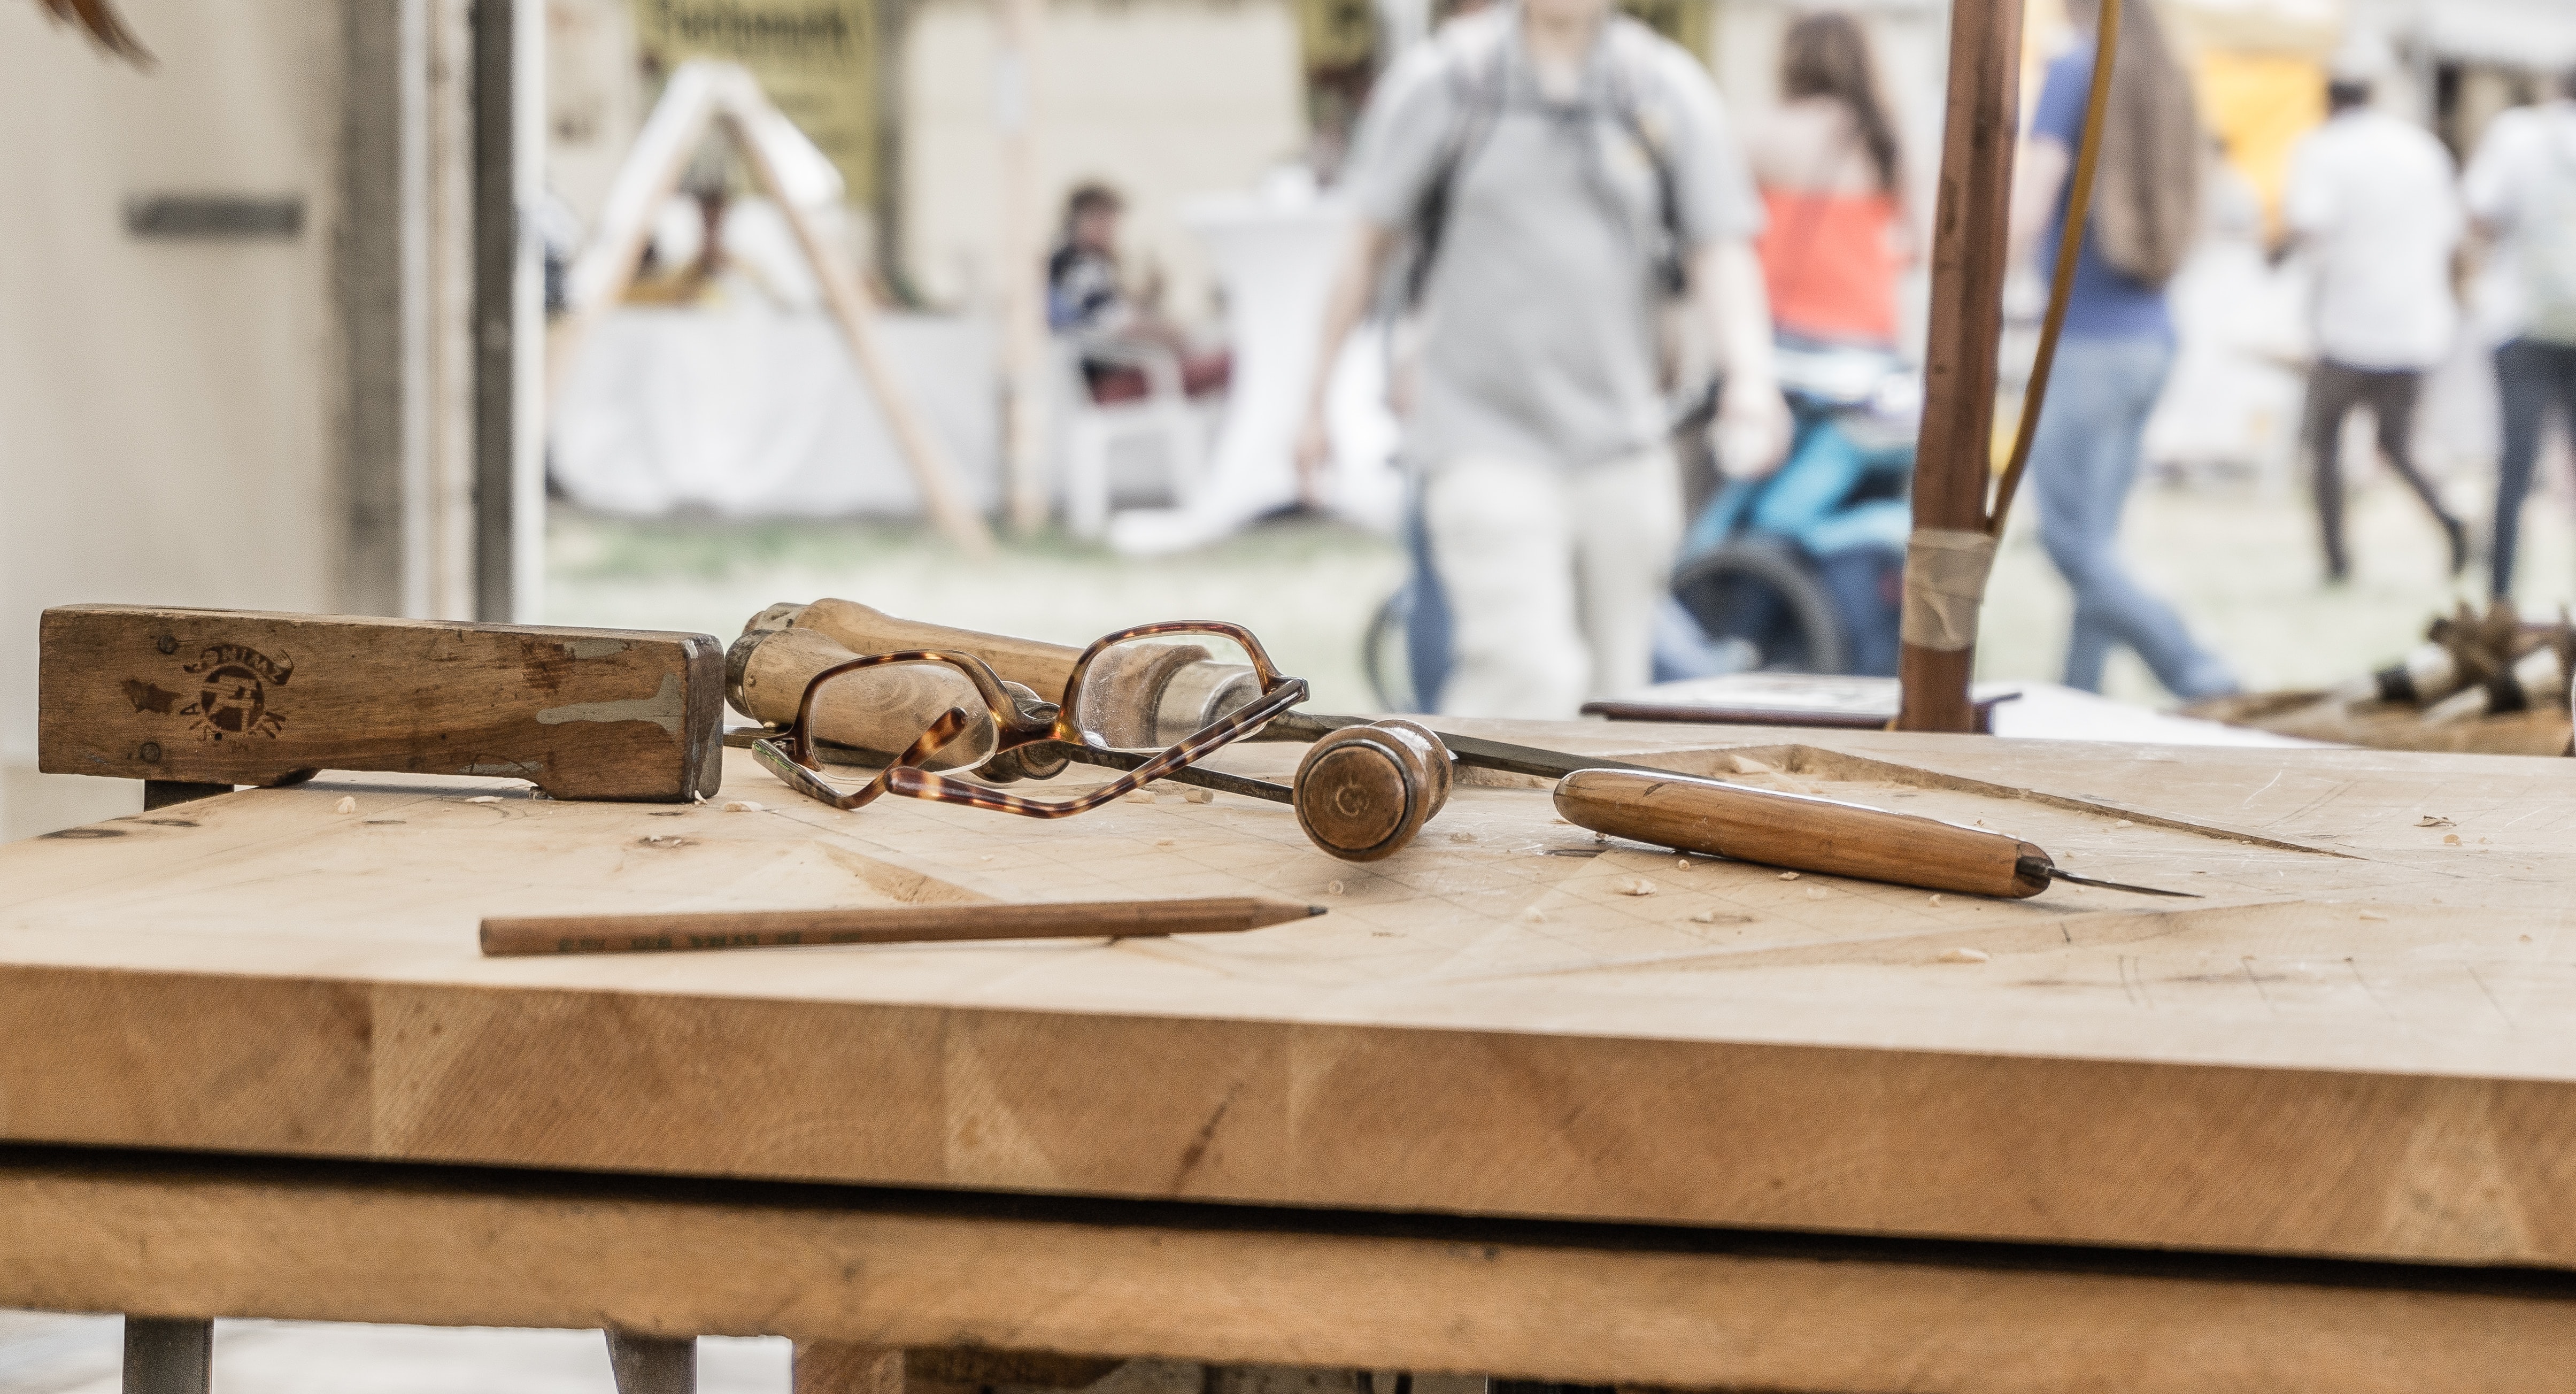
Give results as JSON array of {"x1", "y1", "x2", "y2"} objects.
[{"x1": 2185, "y1": 602, "x2": 2575, "y2": 756}]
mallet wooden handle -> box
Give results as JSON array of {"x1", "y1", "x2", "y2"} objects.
[{"x1": 1554, "y1": 768, "x2": 2051, "y2": 898}]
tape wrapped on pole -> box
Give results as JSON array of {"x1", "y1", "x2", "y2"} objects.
[{"x1": 1900, "y1": 528, "x2": 1999, "y2": 653}]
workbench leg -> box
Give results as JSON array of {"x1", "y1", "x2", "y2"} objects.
[
  {"x1": 795, "y1": 1342, "x2": 905, "y2": 1394},
  {"x1": 605, "y1": 1331, "x2": 696, "y2": 1394},
  {"x1": 142, "y1": 781, "x2": 233, "y2": 811},
  {"x1": 121, "y1": 1316, "x2": 211, "y2": 1394}
]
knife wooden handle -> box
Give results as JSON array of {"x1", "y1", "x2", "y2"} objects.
[
  {"x1": 39, "y1": 605, "x2": 723, "y2": 802},
  {"x1": 1553, "y1": 768, "x2": 2050, "y2": 898}
]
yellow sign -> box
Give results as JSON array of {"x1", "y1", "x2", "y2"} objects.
[
  {"x1": 1622, "y1": 0, "x2": 1711, "y2": 63},
  {"x1": 634, "y1": 0, "x2": 877, "y2": 205},
  {"x1": 2197, "y1": 49, "x2": 2326, "y2": 241}
]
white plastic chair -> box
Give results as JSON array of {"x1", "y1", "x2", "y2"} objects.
[{"x1": 1056, "y1": 335, "x2": 1209, "y2": 540}]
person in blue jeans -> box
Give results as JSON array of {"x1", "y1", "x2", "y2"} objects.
[
  {"x1": 2006, "y1": 0, "x2": 2236, "y2": 700},
  {"x1": 2463, "y1": 70, "x2": 2576, "y2": 600}
]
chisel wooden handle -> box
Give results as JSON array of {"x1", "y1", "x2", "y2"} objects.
[
  {"x1": 1554, "y1": 768, "x2": 2051, "y2": 898},
  {"x1": 751, "y1": 600, "x2": 1258, "y2": 749},
  {"x1": 786, "y1": 599, "x2": 1084, "y2": 700},
  {"x1": 729, "y1": 626, "x2": 995, "y2": 768},
  {"x1": 38, "y1": 605, "x2": 724, "y2": 802}
]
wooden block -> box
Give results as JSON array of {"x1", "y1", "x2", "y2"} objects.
[{"x1": 38, "y1": 605, "x2": 723, "y2": 802}]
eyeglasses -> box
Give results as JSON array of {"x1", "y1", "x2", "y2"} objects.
[{"x1": 750, "y1": 621, "x2": 1309, "y2": 817}]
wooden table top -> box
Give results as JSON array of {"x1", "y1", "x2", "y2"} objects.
[{"x1": 5, "y1": 722, "x2": 2572, "y2": 1272}]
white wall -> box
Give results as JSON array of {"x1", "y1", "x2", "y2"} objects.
[
  {"x1": 901, "y1": 0, "x2": 1310, "y2": 326},
  {"x1": 0, "y1": 1, "x2": 343, "y2": 838}
]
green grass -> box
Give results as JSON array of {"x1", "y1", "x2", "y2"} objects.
[{"x1": 548, "y1": 473, "x2": 2576, "y2": 718}]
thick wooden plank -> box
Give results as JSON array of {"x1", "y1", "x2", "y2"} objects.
[
  {"x1": 5, "y1": 729, "x2": 2576, "y2": 1268},
  {"x1": 7, "y1": 1147, "x2": 2575, "y2": 1394},
  {"x1": 37, "y1": 605, "x2": 724, "y2": 801}
]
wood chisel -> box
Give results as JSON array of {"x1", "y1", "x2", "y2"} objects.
[
  {"x1": 1554, "y1": 769, "x2": 2194, "y2": 900},
  {"x1": 1274, "y1": 713, "x2": 2189, "y2": 897}
]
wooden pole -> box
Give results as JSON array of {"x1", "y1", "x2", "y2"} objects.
[
  {"x1": 722, "y1": 99, "x2": 997, "y2": 557},
  {"x1": 996, "y1": 0, "x2": 1052, "y2": 537},
  {"x1": 1894, "y1": 0, "x2": 2025, "y2": 733}
]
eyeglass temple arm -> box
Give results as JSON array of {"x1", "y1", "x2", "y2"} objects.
[{"x1": 1046, "y1": 742, "x2": 1293, "y2": 805}]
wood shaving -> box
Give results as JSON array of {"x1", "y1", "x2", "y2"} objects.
[
  {"x1": 2416, "y1": 815, "x2": 2455, "y2": 828},
  {"x1": 723, "y1": 800, "x2": 764, "y2": 813},
  {"x1": 1327, "y1": 880, "x2": 1346, "y2": 895},
  {"x1": 1155, "y1": 839, "x2": 1176, "y2": 848},
  {"x1": 333, "y1": 796, "x2": 357, "y2": 814},
  {"x1": 1777, "y1": 871, "x2": 1800, "y2": 881},
  {"x1": 1929, "y1": 894, "x2": 1945, "y2": 906},
  {"x1": 1937, "y1": 948, "x2": 1990, "y2": 964},
  {"x1": 1617, "y1": 878, "x2": 1656, "y2": 896},
  {"x1": 1676, "y1": 859, "x2": 1691, "y2": 869},
  {"x1": 1449, "y1": 831, "x2": 1478, "y2": 843},
  {"x1": 1182, "y1": 787, "x2": 1216, "y2": 804},
  {"x1": 2359, "y1": 911, "x2": 2389, "y2": 922},
  {"x1": 465, "y1": 796, "x2": 502, "y2": 804},
  {"x1": 2443, "y1": 833, "x2": 2462, "y2": 846},
  {"x1": 1124, "y1": 788, "x2": 1159, "y2": 805},
  {"x1": 2113, "y1": 819, "x2": 2134, "y2": 829}
]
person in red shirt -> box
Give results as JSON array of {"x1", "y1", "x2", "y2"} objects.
[{"x1": 1746, "y1": 12, "x2": 1911, "y2": 348}]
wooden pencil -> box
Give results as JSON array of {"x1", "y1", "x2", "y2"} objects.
[{"x1": 480, "y1": 896, "x2": 1324, "y2": 958}]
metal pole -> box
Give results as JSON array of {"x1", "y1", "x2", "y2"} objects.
[
  {"x1": 471, "y1": 0, "x2": 543, "y2": 622},
  {"x1": 122, "y1": 1317, "x2": 212, "y2": 1394},
  {"x1": 606, "y1": 1331, "x2": 698, "y2": 1394}
]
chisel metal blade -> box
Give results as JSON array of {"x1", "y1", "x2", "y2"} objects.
[
  {"x1": 1258, "y1": 711, "x2": 1671, "y2": 780},
  {"x1": 2047, "y1": 867, "x2": 2200, "y2": 898}
]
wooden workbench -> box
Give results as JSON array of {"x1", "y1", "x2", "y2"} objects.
[{"x1": 6, "y1": 722, "x2": 2576, "y2": 1393}]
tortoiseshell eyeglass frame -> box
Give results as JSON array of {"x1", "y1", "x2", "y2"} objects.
[{"x1": 750, "y1": 620, "x2": 1310, "y2": 817}]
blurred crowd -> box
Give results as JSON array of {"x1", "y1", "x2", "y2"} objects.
[{"x1": 1012, "y1": 4, "x2": 2576, "y2": 718}]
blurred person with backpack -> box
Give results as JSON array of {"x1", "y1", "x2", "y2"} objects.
[
  {"x1": 2006, "y1": 0, "x2": 2236, "y2": 700},
  {"x1": 2281, "y1": 74, "x2": 2467, "y2": 584},
  {"x1": 1292, "y1": 0, "x2": 1788, "y2": 719},
  {"x1": 2466, "y1": 67, "x2": 2576, "y2": 600},
  {"x1": 1746, "y1": 11, "x2": 1913, "y2": 349}
]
